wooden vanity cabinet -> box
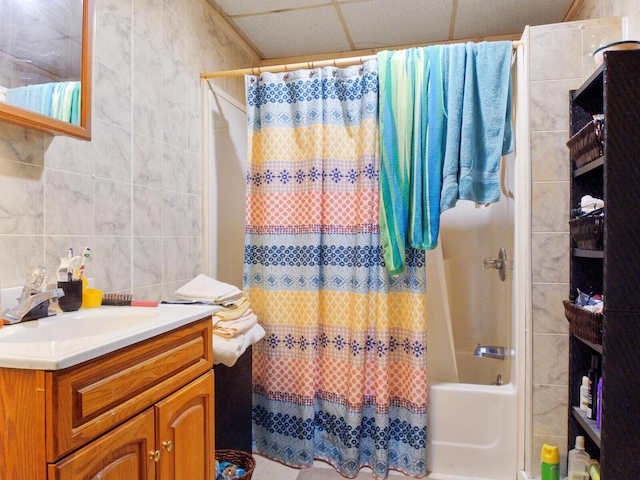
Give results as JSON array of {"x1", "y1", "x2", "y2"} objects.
[{"x1": 0, "y1": 316, "x2": 215, "y2": 480}]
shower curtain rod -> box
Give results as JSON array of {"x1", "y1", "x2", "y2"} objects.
[{"x1": 201, "y1": 40, "x2": 523, "y2": 79}]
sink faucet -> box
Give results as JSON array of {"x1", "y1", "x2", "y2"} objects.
[
  {"x1": 2, "y1": 288, "x2": 65, "y2": 324},
  {"x1": 2, "y1": 266, "x2": 65, "y2": 325}
]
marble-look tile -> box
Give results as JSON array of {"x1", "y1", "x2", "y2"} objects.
[
  {"x1": 0, "y1": 123, "x2": 46, "y2": 165},
  {"x1": 530, "y1": 25, "x2": 583, "y2": 81},
  {"x1": 531, "y1": 182, "x2": 569, "y2": 233},
  {"x1": 99, "y1": 0, "x2": 133, "y2": 27},
  {"x1": 133, "y1": 185, "x2": 162, "y2": 236},
  {"x1": 95, "y1": 3, "x2": 132, "y2": 74},
  {"x1": 133, "y1": 283, "x2": 163, "y2": 302},
  {"x1": 45, "y1": 170, "x2": 94, "y2": 236},
  {"x1": 531, "y1": 131, "x2": 570, "y2": 182},
  {"x1": 163, "y1": 6, "x2": 188, "y2": 65},
  {"x1": 187, "y1": 194, "x2": 201, "y2": 237},
  {"x1": 0, "y1": 160, "x2": 44, "y2": 235},
  {"x1": 93, "y1": 61, "x2": 132, "y2": 131},
  {"x1": 95, "y1": 179, "x2": 132, "y2": 236},
  {"x1": 133, "y1": 30, "x2": 162, "y2": 89},
  {"x1": 532, "y1": 232, "x2": 569, "y2": 284},
  {"x1": 533, "y1": 384, "x2": 569, "y2": 437},
  {"x1": 133, "y1": 133, "x2": 162, "y2": 187},
  {"x1": 533, "y1": 283, "x2": 570, "y2": 334},
  {"x1": 133, "y1": 0, "x2": 162, "y2": 45},
  {"x1": 187, "y1": 151, "x2": 201, "y2": 195},
  {"x1": 581, "y1": 23, "x2": 622, "y2": 78},
  {"x1": 530, "y1": 79, "x2": 582, "y2": 133},
  {"x1": 0, "y1": 235, "x2": 45, "y2": 287},
  {"x1": 533, "y1": 333, "x2": 569, "y2": 385},
  {"x1": 93, "y1": 236, "x2": 132, "y2": 292},
  {"x1": 93, "y1": 120, "x2": 132, "y2": 183},
  {"x1": 133, "y1": 79, "x2": 162, "y2": 140},
  {"x1": 133, "y1": 236, "x2": 163, "y2": 288},
  {"x1": 162, "y1": 236, "x2": 188, "y2": 283},
  {"x1": 45, "y1": 133, "x2": 94, "y2": 175},
  {"x1": 162, "y1": 96, "x2": 188, "y2": 149},
  {"x1": 187, "y1": 235, "x2": 201, "y2": 280},
  {"x1": 188, "y1": 107, "x2": 201, "y2": 155},
  {"x1": 162, "y1": 144, "x2": 188, "y2": 193},
  {"x1": 162, "y1": 190, "x2": 188, "y2": 237}
]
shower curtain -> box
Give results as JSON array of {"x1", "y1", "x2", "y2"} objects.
[{"x1": 244, "y1": 61, "x2": 428, "y2": 479}]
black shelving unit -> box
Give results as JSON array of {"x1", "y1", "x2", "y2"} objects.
[{"x1": 565, "y1": 50, "x2": 640, "y2": 477}]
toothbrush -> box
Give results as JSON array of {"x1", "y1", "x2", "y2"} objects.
[{"x1": 78, "y1": 247, "x2": 91, "y2": 280}]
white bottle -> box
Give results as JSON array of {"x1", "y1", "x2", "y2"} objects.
[
  {"x1": 579, "y1": 376, "x2": 589, "y2": 411},
  {"x1": 567, "y1": 436, "x2": 590, "y2": 480}
]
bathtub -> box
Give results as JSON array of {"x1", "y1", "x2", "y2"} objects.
[{"x1": 427, "y1": 381, "x2": 518, "y2": 479}]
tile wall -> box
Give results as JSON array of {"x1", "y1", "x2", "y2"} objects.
[
  {"x1": 528, "y1": 1, "x2": 640, "y2": 474},
  {"x1": 0, "y1": 0, "x2": 256, "y2": 301}
]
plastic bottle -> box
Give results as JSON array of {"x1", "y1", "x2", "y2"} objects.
[
  {"x1": 587, "y1": 355, "x2": 599, "y2": 420},
  {"x1": 579, "y1": 376, "x2": 589, "y2": 411},
  {"x1": 567, "y1": 436, "x2": 590, "y2": 480},
  {"x1": 540, "y1": 443, "x2": 560, "y2": 480}
]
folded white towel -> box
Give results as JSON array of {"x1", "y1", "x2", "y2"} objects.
[
  {"x1": 213, "y1": 311, "x2": 258, "y2": 337},
  {"x1": 213, "y1": 323, "x2": 265, "y2": 367},
  {"x1": 175, "y1": 274, "x2": 244, "y2": 304}
]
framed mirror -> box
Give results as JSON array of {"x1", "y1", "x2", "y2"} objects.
[{"x1": 0, "y1": 0, "x2": 93, "y2": 141}]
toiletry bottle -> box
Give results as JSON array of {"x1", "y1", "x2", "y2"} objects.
[
  {"x1": 587, "y1": 355, "x2": 599, "y2": 420},
  {"x1": 567, "y1": 436, "x2": 590, "y2": 480},
  {"x1": 540, "y1": 443, "x2": 560, "y2": 480},
  {"x1": 579, "y1": 375, "x2": 589, "y2": 411},
  {"x1": 596, "y1": 377, "x2": 603, "y2": 430}
]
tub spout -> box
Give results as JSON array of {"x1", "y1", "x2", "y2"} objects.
[{"x1": 474, "y1": 345, "x2": 514, "y2": 360}]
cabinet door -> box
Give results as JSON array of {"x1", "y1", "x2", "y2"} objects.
[
  {"x1": 48, "y1": 408, "x2": 156, "y2": 480},
  {"x1": 156, "y1": 370, "x2": 215, "y2": 480}
]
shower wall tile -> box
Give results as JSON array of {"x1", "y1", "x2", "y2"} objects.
[
  {"x1": 95, "y1": 179, "x2": 132, "y2": 236},
  {"x1": 533, "y1": 384, "x2": 569, "y2": 437},
  {"x1": 94, "y1": 236, "x2": 132, "y2": 292},
  {"x1": 133, "y1": 236, "x2": 163, "y2": 288},
  {"x1": 0, "y1": 160, "x2": 44, "y2": 235},
  {"x1": 134, "y1": 0, "x2": 163, "y2": 45},
  {"x1": 0, "y1": 123, "x2": 46, "y2": 165},
  {"x1": 531, "y1": 182, "x2": 570, "y2": 232},
  {"x1": 95, "y1": 3, "x2": 132, "y2": 74},
  {"x1": 162, "y1": 144, "x2": 189, "y2": 194},
  {"x1": 93, "y1": 120, "x2": 132, "y2": 183},
  {"x1": 133, "y1": 133, "x2": 163, "y2": 188},
  {"x1": 530, "y1": 24, "x2": 582, "y2": 81},
  {"x1": 533, "y1": 333, "x2": 569, "y2": 385},
  {"x1": 530, "y1": 79, "x2": 581, "y2": 132},
  {"x1": 531, "y1": 232, "x2": 569, "y2": 284},
  {"x1": 93, "y1": 61, "x2": 132, "y2": 131},
  {"x1": 533, "y1": 283, "x2": 570, "y2": 334},
  {"x1": 133, "y1": 185, "x2": 162, "y2": 237},
  {"x1": 45, "y1": 170, "x2": 94, "y2": 237},
  {"x1": 0, "y1": 236, "x2": 45, "y2": 287},
  {"x1": 530, "y1": 131, "x2": 570, "y2": 182}
]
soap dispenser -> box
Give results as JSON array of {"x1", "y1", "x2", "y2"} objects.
[{"x1": 567, "y1": 436, "x2": 590, "y2": 480}]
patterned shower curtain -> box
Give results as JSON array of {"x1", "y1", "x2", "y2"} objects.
[{"x1": 244, "y1": 61, "x2": 428, "y2": 479}]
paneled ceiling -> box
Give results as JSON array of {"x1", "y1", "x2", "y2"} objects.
[{"x1": 207, "y1": 0, "x2": 577, "y2": 61}]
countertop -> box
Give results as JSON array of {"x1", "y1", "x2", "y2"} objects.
[{"x1": 0, "y1": 304, "x2": 219, "y2": 370}]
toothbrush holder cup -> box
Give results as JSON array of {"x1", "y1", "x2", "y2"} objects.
[{"x1": 57, "y1": 280, "x2": 83, "y2": 312}]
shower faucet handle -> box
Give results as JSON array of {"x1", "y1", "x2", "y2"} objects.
[{"x1": 483, "y1": 247, "x2": 508, "y2": 281}]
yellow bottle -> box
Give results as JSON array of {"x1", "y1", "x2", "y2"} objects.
[{"x1": 541, "y1": 443, "x2": 560, "y2": 480}]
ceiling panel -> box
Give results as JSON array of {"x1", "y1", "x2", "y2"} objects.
[
  {"x1": 216, "y1": 0, "x2": 331, "y2": 17},
  {"x1": 207, "y1": 0, "x2": 577, "y2": 61},
  {"x1": 341, "y1": 0, "x2": 452, "y2": 50},
  {"x1": 233, "y1": 6, "x2": 352, "y2": 59},
  {"x1": 454, "y1": 0, "x2": 575, "y2": 40}
]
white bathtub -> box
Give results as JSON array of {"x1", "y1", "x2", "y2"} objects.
[{"x1": 427, "y1": 381, "x2": 518, "y2": 479}]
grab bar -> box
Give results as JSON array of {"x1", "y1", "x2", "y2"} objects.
[{"x1": 474, "y1": 345, "x2": 514, "y2": 360}]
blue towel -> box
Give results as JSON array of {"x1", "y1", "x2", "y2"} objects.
[{"x1": 441, "y1": 41, "x2": 513, "y2": 210}]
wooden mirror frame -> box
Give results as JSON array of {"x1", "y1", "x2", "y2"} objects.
[{"x1": 0, "y1": 0, "x2": 93, "y2": 141}]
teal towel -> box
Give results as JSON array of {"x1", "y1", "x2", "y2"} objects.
[
  {"x1": 379, "y1": 47, "x2": 441, "y2": 275},
  {"x1": 442, "y1": 41, "x2": 513, "y2": 210},
  {"x1": 70, "y1": 82, "x2": 81, "y2": 125}
]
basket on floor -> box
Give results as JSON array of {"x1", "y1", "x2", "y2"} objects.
[{"x1": 215, "y1": 449, "x2": 255, "y2": 480}]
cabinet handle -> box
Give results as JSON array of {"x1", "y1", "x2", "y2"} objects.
[
  {"x1": 149, "y1": 450, "x2": 161, "y2": 462},
  {"x1": 162, "y1": 440, "x2": 174, "y2": 452}
]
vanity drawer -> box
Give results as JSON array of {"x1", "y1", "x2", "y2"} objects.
[{"x1": 45, "y1": 317, "x2": 213, "y2": 461}]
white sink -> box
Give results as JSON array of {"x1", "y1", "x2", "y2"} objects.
[{"x1": 0, "y1": 304, "x2": 219, "y2": 370}]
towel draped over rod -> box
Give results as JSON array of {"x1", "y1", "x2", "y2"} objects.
[{"x1": 201, "y1": 40, "x2": 523, "y2": 79}]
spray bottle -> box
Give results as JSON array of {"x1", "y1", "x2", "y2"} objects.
[{"x1": 540, "y1": 443, "x2": 560, "y2": 480}]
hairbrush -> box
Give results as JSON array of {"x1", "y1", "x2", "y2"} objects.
[{"x1": 102, "y1": 293, "x2": 158, "y2": 307}]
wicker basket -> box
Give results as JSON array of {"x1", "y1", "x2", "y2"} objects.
[
  {"x1": 563, "y1": 300, "x2": 603, "y2": 344},
  {"x1": 567, "y1": 118, "x2": 604, "y2": 169},
  {"x1": 569, "y1": 212, "x2": 603, "y2": 250},
  {"x1": 216, "y1": 449, "x2": 255, "y2": 480}
]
